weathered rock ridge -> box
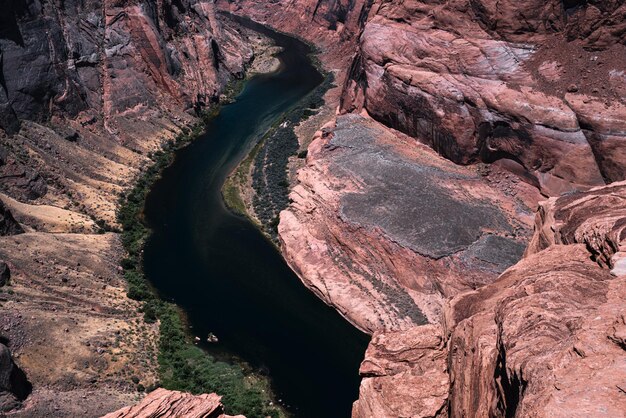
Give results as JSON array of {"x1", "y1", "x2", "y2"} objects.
[
  {"x1": 102, "y1": 388, "x2": 244, "y2": 418},
  {"x1": 0, "y1": 0, "x2": 260, "y2": 416}
]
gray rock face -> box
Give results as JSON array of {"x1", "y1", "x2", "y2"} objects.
[
  {"x1": 0, "y1": 145, "x2": 47, "y2": 201},
  {"x1": 333, "y1": 115, "x2": 516, "y2": 261},
  {"x1": 0, "y1": 200, "x2": 24, "y2": 236},
  {"x1": 0, "y1": 343, "x2": 31, "y2": 413},
  {"x1": 0, "y1": 0, "x2": 89, "y2": 133},
  {"x1": 0, "y1": 0, "x2": 252, "y2": 135}
]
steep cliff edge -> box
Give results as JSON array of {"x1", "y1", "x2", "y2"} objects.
[
  {"x1": 340, "y1": 0, "x2": 626, "y2": 194},
  {"x1": 222, "y1": 1, "x2": 626, "y2": 416},
  {"x1": 280, "y1": 114, "x2": 540, "y2": 332},
  {"x1": 0, "y1": 1, "x2": 260, "y2": 415}
]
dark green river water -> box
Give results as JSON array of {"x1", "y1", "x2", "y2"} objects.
[{"x1": 143, "y1": 16, "x2": 369, "y2": 418}]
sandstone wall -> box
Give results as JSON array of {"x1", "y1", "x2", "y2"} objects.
[{"x1": 340, "y1": 0, "x2": 626, "y2": 193}]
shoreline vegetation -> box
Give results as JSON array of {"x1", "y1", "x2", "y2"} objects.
[
  {"x1": 222, "y1": 51, "x2": 334, "y2": 241},
  {"x1": 117, "y1": 55, "x2": 284, "y2": 418}
]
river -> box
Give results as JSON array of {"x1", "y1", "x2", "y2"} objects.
[{"x1": 142, "y1": 16, "x2": 369, "y2": 418}]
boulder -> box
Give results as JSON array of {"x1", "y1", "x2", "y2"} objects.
[
  {"x1": 0, "y1": 200, "x2": 24, "y2": 236},
  {"x1": 0, "y1": 261, "x2": 9, "y2": 287},
  {"x1": 0, "y1": 343, "x2": 31, "y2": 413}
]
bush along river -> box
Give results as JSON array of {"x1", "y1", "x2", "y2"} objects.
[{"x1": 121, "y1": 16, "x2": 370, "y2": 418}]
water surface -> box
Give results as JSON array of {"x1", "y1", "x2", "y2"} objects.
[{"x1": 143, "y1": 17, "x2": 369, "y2": 418}]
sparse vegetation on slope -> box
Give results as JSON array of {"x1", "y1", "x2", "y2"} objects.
[{"x1": 223, "y1": 72, "x2": 334, "y2": 241}]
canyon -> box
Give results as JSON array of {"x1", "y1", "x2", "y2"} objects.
[
  {"x1": 223, "y1": 0, "x2": 626, "y2": 416},
  {"x1": 1, "y1": 0, "x2": 625, "y2": 417},
  {"x1": 0, "y1": 0, "x2": 269, "y2": 415}
]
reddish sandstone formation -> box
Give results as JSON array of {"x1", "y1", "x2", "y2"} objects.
[
  {"x1": 349, "y1": 182, "x2": 626, "y2": 417},
  {"x1": 234, "y1": 2, "x2": 626, "y2": 416},
  {"x1": 280, "y1": 113, "x2": 541, "y2": 332},
  {"x1": 527, "y1": 181, "x2": 626, "y2": 269},
  {"x1": 102, "y1": 388, "x2": 244, "y2": 418},
  {"x1": 445, "y1": 244, "x2": 626, "y2": 417},
  {"x1": 218, "y1": 0, "x2": 371, "y2": 46},
  {"x1": 321, "y1": 184, "x2": 626, "y2": 418},
  {"x1": 340, "y1": 0, "x2": 626, "y2": 194},
  {"x1": 353, "y1": 325, "x2": 449, "y2": 417}
]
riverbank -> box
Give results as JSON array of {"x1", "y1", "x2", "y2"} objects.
[
  {"x1": 222, "y1": 52, "x2": 334, "y2": 240},
  {"x1": 115, "y1": 34, "x2": 287, "y2": 418}
]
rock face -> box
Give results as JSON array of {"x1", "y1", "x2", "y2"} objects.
[
  {"x1": 1, "y1": 0, "x2": 251, "y2": 135},
  {"x1": 340, "y1": 0, "x2": 626, "y2": 194},
  {"x1": 0, "y1": 343, "x2": 31, "y2": 413},
  {"x1": 2, "y1": 1, "x2": 625, "y2": 417},
  {"x1": 0, "y1": 1, "x2": 258, "y2": 416},
  {"x1": 102, "y1": 388, "x2": 243, "y2": 418},
  {"x1": 219, "y1": 0, "x2": 371, "y2": 44},
  {"x1": 527, "y1": 181, "x2": 626, "y2": 270},
  {"x1": 350, "y1": 182, "x2": 626, "y2": 417},
  {"x1": 223, "y1": 1, "x2": 626, "y2": 417},
  {"x1": 0, "y1": 200, "x2": 23, "y2": 236},
  {"x1": 280, "y1": 114, "x2": 540, "y2": 332}
]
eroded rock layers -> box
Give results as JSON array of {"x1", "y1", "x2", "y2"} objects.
[
  {"x1": 229, "y1": 1, "x2": 626, "y2": 417},
  {"x1": 2, "y1": 0, "x2": 626, "y2": 416},
  {"x1": 102, "y1": 388, "x2": 244, "y2": 418},
  {"x1": 341, "y1": 0, "x2": 626, "y2": 195},
  {"x1": 0, "y1": 0, "x2": 256, "y2": 416}
]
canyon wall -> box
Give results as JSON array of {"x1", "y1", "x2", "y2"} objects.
[
  {"x1": 228, "y1": 1, "x2": 626, "y2": 417},
  {"x1": 341, "y1": 0, "x2": 626, "y2": 195},
  {"x1": 0, "y1": 0, "x2": 256, "y2": 415},
  {"x1": 1, "y1": 0, "x2": 625, "y2": 416}
]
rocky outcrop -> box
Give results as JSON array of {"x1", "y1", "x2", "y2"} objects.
[
  {"x1": 0, "y1": 200, "x2": 24, "y2": 236},
  {"x1": 280, "y1": 113, "x2": 540, "y2": 332},
  {"x1": 102, "y1": 388, "x2": 244, "y2": 418},
  {"x1": 527, "y1": 181, "x2": 626, "y2": 270},
  {"x1": 0, "y1": 261, "x2": 10, "y2": 287},
  {"x1": 348, "y1": 182, "x2": 626, "y2": 417},
  {"x1": 1, "y1": 0, "x2": 252, "y2": 135},
  {"x1": 0, "y1": 343, "x2": 31, "y2": 413},
  {"x1": 353, "y1": 325, "x2": 449, "y2": 417},
  {"x1": 340, "y1": 0, "x2": 626, "y2": 194}
]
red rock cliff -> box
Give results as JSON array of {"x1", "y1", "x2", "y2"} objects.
[
  {"x1": 223, "y1": 1, "x2": 626, "y2": 417},
  {"x1": 341, "y1": 0, "x2": 626, "y2": 194}
]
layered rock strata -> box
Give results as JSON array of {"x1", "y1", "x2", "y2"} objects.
[
  {"x1": 280, "y1": 113, "x2": 541, "y2": 332},
  {"x1": 0, "y1": 0, "x2": 259, "y2": 415},
  {"x1": 102, "y1": 388, "x2": 244, "y2": 418},
  {"x1": 229, "y1": 1, "x2": 626, "y2": 416},
  {"x1": 340, "y1": 0, "x2": 626, "y2": 194}
]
